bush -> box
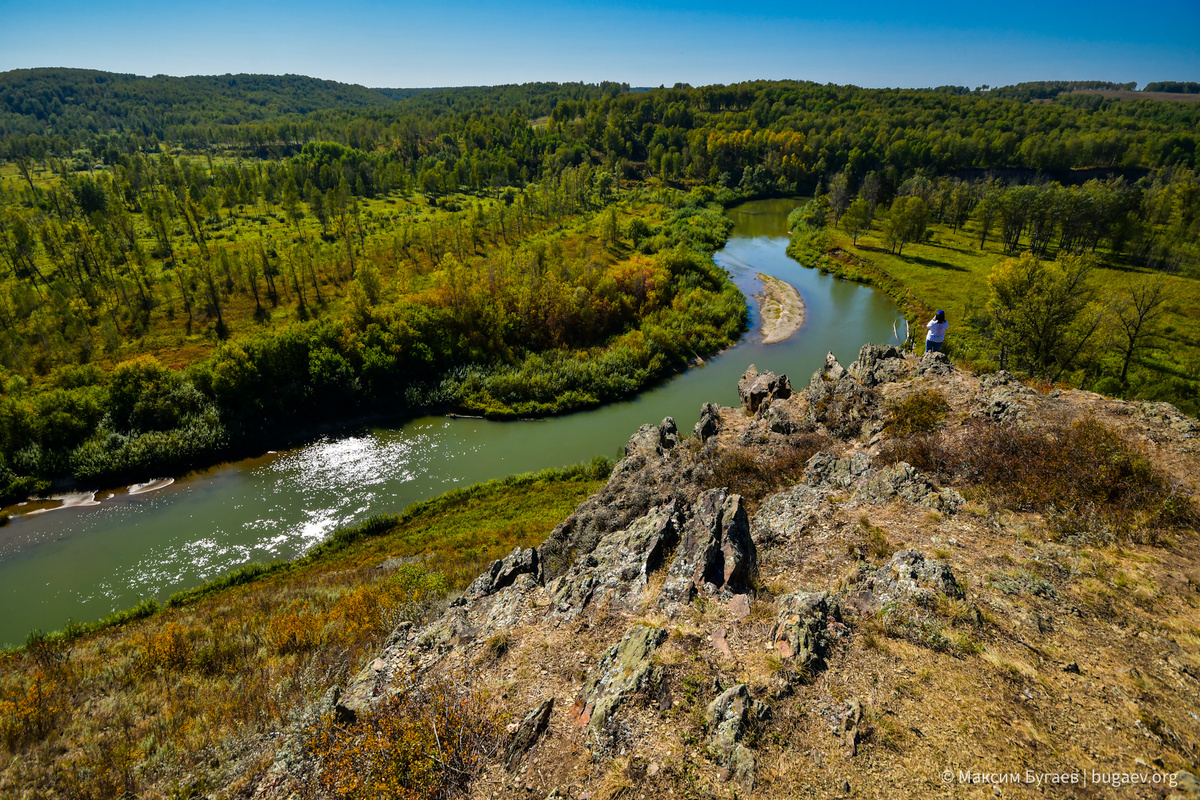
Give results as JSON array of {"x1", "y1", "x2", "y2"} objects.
[
  {"x1": 709, "y1": 433, "x2": 832, "y2": 504},
  {"x1": 305, "y1": 680, "x2": 504, "y2": 800},
  {"x1": 907, "y1": 416, "x2": 1196, "y2": 540}
]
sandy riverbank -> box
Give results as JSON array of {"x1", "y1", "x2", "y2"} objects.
[{"x1": 754, "y1": 273, "x2": 806, "y2": 344}]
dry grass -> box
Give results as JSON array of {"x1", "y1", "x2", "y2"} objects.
[{"x1": 0, "y1": 469, "x2": 601, "y2": 798}]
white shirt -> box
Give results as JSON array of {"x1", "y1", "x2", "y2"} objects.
[{"x1": 926, "y1": 318, "x2": 948, "y2": 342}]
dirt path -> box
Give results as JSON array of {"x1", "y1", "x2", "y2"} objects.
[{"x1": 754, "y1": 273, "x2": 806, "y2": 344}]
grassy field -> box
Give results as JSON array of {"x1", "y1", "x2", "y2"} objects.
[
  {"x1": 812, "y1": 221, "x2": 1200, "y2": 413},
  {"x1": 0, "y1": 461, "x2": 607, "y2": 798}
]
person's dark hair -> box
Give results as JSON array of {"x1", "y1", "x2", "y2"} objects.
[{"x1": 935, "y1": 309, "x2": 946, "y2": 322}]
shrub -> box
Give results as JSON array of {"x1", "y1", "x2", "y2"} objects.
[
  {"x1": 885, "y1": 389, "x2": 949, "y2": 437},
  {"x1": 888, "y1": 415, "x2": 1195, "y2": 541},
  {"x1": 708, "y1": 433, "x2": 832, "y2": 504},
  {"x1": 305, "y1": 680, "x2": 503, "y2": 800}
]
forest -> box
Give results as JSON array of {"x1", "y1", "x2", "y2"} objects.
[{"x1": 0, "y1": 69, "x2": 1198, "y2": 501}]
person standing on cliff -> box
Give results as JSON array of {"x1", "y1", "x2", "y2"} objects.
[{"x1": 925, "y1": 310, "x2": 948, "y2": 354}]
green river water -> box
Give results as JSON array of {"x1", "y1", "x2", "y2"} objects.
[{"x1": 0, "y1": 199, "x2": 905, "y2": 647}]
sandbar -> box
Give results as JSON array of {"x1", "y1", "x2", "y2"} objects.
[{"x1": 754, "y1": 273, "x2": 806, "y2": 344}]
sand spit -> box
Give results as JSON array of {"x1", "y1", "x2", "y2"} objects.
[{"x1": 754, "y1": 273, "x2": 806, "y2": 344}]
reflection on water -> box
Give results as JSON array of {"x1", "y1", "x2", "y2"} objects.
[{"x1": 0, "y1": 199, "x2": 905, "y2": 646}]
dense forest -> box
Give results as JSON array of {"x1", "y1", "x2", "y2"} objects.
[{"x1": 0, "y1": 69, "x2": 1198, "y2": 502}]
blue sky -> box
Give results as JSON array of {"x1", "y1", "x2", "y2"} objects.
[{"x1": 1, "y1": 0, "x2": 1196, "y2": 89}]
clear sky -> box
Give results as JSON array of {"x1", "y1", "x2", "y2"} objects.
[{"x1": 1, "y1": 0, "x2": 1197, "y2": 90}]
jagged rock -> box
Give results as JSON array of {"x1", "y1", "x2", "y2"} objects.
[
  {"x1": 853, "y1": 461, "x2": 963, "y2": 512},
  {"x1": 694, "y1": 402, "x2": 722, "y2": 442},
  {"x1": 762, "y1": 402, "x2": 797, "y2": 434},
  {"x1": 460, "y1": 546, "x2": 541, "y2": 602},
  {"x1": 848, "y1": 343, "x2": 910, "y2": 387},
  {"x1": 706, "y1": 684, "x2": 770, "y2": 789},
  {"x1": 769, "y1": 591, "x2": 843, "y2": 673},
  {"x1": 805, "y1": 355, "x2": 879, "y2": 438},
  {"x1": 1135, "y1": 402, "x2": 1199, "y2": 435},
  {"x1": 506, "y1": 698, "x2": 554, "y2": 769},
  {"x1": 803, "y1": 450, "x2": 871, "y2": 489},
  {"x1": 578, "y1": 625, "x2": 668, "y2": 749},
  {"x1": 915, "y1": 351, "x2": 953, "y2": 376},
  {"x1": 660, "y1": 489, "x2": 757, "y2": 606},
  {"x1": 852, "y1": 549, "x2": 964, "y2": 607},
  {"x1": 539, "y1": 426, "x2": 701, "y2": 580},
  {"x1": 739, "y1": 365, "x2": 791, "y2": 413},
  {"x1": 841, "y1": 698, "x2": 863, "y2": 755},
  {"x1": 551, "y1": 503, "x2": 681, "y2": 618},
  {"x1": 752, "y1": 481, "x2": 828, "y2": 549},
  {"x1": 659, "y1": 416, "x2": 679, "y2": 449},
  {"x1": 625, "y1": 416, "x2": 678, "y2": 457},
  {"x1": 819, "y1": 351, "x2": 846, "y2": 382},
  {"x1": 738, "y1": 364, "x2": 760, "y2": 397}
]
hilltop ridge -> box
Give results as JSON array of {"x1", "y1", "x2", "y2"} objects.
[{"x1": 254, "y1": 345, "x2": 1200, "y2": 800}]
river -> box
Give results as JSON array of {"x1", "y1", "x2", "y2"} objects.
[{"x1": 0, "y1": 199, "x2": 904, "y2": 647}]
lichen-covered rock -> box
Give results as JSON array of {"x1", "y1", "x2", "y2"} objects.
[
  {"x1": 805, "y1": 355, "x2": 879, "y2": 438},
  {"x1": 706, "y1": 684, "x2": 771, "y2": 788},
  {"x1": 460, "y1": 546, "x2": 541, "y2": 602},
  {"x1": 848, "y1": 343, "x2": 910, "y2": 387},
  {"x1": 915, "y1": 350, "x2": 954, "y2": 376},
  {"x1": 769, "y1": 591, "x2": 843, "y2": 673},
  {"x1": 551, "y1": 503, "x2": 681, "y2": 618},
  {"x1": 694, "y1": 402, "x2": 722, "y2": 442},
  {"x1": 660, "y1": 489, "x2": 757, "y2": 606},
  {"x1": 752, "y1": 483, "x2": 827, "y2": 547},
  {"x1": 578, "y1": 625, "x2": 668, "y2": 749},
  {"x1": 1135, "y1": 402, "x2": 1199, "y2": 436},
  {"x1": 506, "y1": 698, "x2": 553, "y2": 769},
  {"x1": 803, "y1": 450, "x2": 872, "y2": 489},
  {"x1": 853, "y1": 461, "x2": 963, "y2": 512},
  {"x1": 538, "y1": 425, "x2": 702, "y2": 581},
  {"x1": 739, "y1": 365, "x2": 791, "y2": 413},
  {"x1": 625, "y1": 416, "x2": 679, "y2": 457},
  {"x1": 852, "y1": 549, "x2": 964, "y2": 607},
  {"x1": 761, "y1": 401, "x2": 797, "y2": 434}
]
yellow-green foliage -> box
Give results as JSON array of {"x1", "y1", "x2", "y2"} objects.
[
  {"x1": 305, "y1": 681, "x2": 503, "y2": 800},
  {"x1": 885, "y1": 388, "x2": 950, "y2": 437}
]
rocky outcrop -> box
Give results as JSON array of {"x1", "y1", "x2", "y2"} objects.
[
  {"x1": 801, "y1": 451, "x2": 961, "y2": 512},
  {"x1": 660, "y1": 489, "x2": 757, "y2": 607},
  {"x1": 854, "y1": 462, "x2": 963, "y2": 512},
  {"x1": 848, "y1": 343, "x2": 910, "y2": 387},
  {"x1": 851, "y1": 549, "x2": 964, "y2": 607},
  {"x1": 739, "y1": 365, "x2": 792, "y2": 414},
  {"x1": 625, "y1": 416, "x2": 679, "y2": 456},
  {"x1": 974, "y1": 369, "x2": 1036, "y2": 424},
  {"x1": 760, "y1": 400, "x2": 797, "y2": 434},
  {"x1": 538, "y1": 416, "x2": 700, "y2": 580},
  {"x1": 694, "y1": 402, "x2": 722, "y2": 442},
  {"x1": 506, "y1": 698, "x2": 553, "y2": 769},
  {"x1": 805, "y1": 353, "x2": 879, "y2": 438},
  {"x1": 706, "y1": 684, "x2": 771, "y2": 788},
  {"x1": 576, "y1": 625, "x2": 668, "y2": 750},
  {"x1": 460, "y1": 546, "x2": 540, "y2": 602},
  {"x1": 551, "y1": 502, "x2": 681, "y2": 619},
  {"x1": 769, "y1": 591, "x2": 844, "y2": 673},
  {"x1": 915, "y1": 350, "x2": 954, "y2": 377}
]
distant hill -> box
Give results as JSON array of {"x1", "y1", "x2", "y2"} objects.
[
  {"x1": 0, "y1": 68, "x2": 401, "y2": 137},
  {"x1": 0, "y1": 68, "x2": 626, "y2": 140}
]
